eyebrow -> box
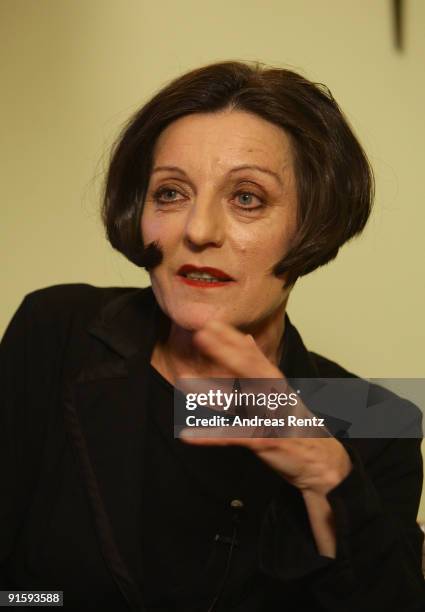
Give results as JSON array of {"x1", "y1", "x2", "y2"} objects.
[{"x1": 151, "y1": 164, "x2": 283, "y2": 187}]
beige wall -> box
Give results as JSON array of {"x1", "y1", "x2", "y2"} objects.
[{"x1": 1, "y1": 1, "x2": 425, "y2": 515}]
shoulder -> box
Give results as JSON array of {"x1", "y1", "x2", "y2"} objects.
[
  {"x1": 309, "y1": 350, "x2": 419, "y2": 410},
  {"x1": 2, "y1": 283, "x2": 149, "y2": 358},
  {"x1": 22, "y1": 282, "x2": 139, "y2": 317},
  {"x1": 309, "y1": 351, "x2": 357, "y2": 378},
  {"x1": 309, "y1": 349, "x2": 419, "y2": 411},
  {"x1": 11, "y1": 283, "x2": 146, "y2": 334},
  {"x1": 309, "y1": 350, "x2": 422, "y2": 450}
]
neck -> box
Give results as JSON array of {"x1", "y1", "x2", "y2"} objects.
[{"x1": 151, "y1": 302, "x2": 287, "y2": 385}]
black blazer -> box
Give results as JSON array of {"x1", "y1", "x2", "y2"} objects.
[{"x1": 1, "y1": 283, "x2": 424, "y2": 611}]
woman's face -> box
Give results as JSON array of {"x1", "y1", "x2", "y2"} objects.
[{"x1": 141, "y1": 109, "x2": 298, "y2": 332}]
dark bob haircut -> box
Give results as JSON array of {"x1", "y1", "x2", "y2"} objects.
[{"x1": 102, "y1": 60, "x2": 374, "y2": 286}]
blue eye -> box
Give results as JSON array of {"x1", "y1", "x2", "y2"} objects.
[
  {"x1": 153, "y1": 188, "x2": 182, "y2": 202},
  {"x1": 238, "y1": 193, "x2": 254, "y2": 205},
  {"x1": 235, "y1": 191, "x2": 264, "y2": 211}
]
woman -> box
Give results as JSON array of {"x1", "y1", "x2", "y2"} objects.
[{"x1": 1, "y1": 60, "x2": 424, "y2": 611}]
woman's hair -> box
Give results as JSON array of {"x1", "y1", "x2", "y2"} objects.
[{"x1": 102, "y1": 60, "x2": 374, "y2": 286}]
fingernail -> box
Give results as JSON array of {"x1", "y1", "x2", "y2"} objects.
[{"x1": 180, "y1": 428, "x2": 195, "y2": 439}]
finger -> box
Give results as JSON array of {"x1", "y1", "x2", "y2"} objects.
[
  {"x1": 194, "y1": 323, "x2": 281, "y2": 378},
  {"x1": 179, "y1": 427, "x2": 286, "y2": 450},
  {"x1": 197, "y1": 319, "x2": 248, "y2": 345}
]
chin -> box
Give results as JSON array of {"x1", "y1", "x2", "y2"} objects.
[{"x1": 169, "y1": 305, "x2": 228, "y2": 331}]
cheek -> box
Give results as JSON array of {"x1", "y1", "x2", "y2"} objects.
[
  {"x1": 140, "y1": 210, "x2": 150, "y2": 241},
  {"x1": 140, "y1": 208, "x2": 158, "y2": 242},
  {"x1": 231, "y1": 223, "x2": 291, "y2": 271},
  {"x1": 141, "y1": 210, "x2": 178, "y2": 245}
]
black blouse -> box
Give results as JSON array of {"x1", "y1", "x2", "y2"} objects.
[{"x1": 140, "y1": 364, "x2": 334, "y2": 611}]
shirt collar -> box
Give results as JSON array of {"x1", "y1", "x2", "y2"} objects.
[{"x1": 87, "y1": 284, "x2": 319, "y2": 378}]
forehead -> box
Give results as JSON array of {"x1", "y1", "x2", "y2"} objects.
[{"x1": 152, "y1": 110, "x2": 293, "y2": 170}]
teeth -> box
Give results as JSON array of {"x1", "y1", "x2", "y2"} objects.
[{"x1": 185, "y1": 272, "x2": 226, "y2": 281}]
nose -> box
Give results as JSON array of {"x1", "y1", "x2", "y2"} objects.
[{"x1": 184, "y1": 194, "x2": 225, "y2": 249}]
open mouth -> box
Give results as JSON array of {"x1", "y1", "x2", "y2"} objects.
[
  {"x1": 179, "y1": 272, "x2": 232, "y2": 283},
  {"x1": 177, "y1": 265, "x2": 234, "y2": 284},
  {"x1": 178, "y1": 274, "x2": 234, "y2": 287}
]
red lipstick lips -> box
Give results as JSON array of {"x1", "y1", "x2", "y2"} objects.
[
  {"x1": 177, "y1": 264, "x2": 235, "y2": 288},
  {"x1": 178, "y1": 264, "x2": 233, "y2": 280}
]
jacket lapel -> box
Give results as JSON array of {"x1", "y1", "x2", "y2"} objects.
[{"x1": 63, "y1": 286, "x2": 160, "y2": 611}]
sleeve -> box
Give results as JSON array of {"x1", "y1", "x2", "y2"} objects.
[
  {"x1": 259, "y1": 436, "x2": 425, "y2": 611},
  {"x1": 1, "y1": 297, "x2": 28, "y2": 584},
  {"x1": 0, "y1": 295, "x2": 46, "y2": 586}
]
